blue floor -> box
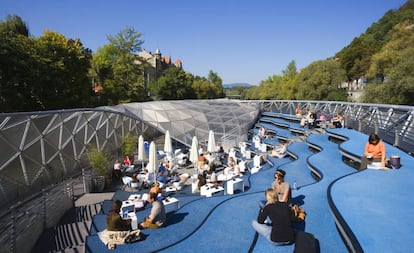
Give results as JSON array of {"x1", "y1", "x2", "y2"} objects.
[{"x1": 86, "y1": 114, "x2": 414, "y2": 253}]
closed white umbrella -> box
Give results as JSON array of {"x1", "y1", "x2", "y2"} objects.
[
  {"x1": 148, "y1": 141, "x2": 157, "y2": 180},
  {"x1": 164, "y1": 130, "x2": 173, "y2": 156},
  {"x1": 190, "y1": 136, "x2": 199, "y2": 174},
  {"x1": 207, "y1": 130, "x2": 216, "y2": 153},
  {"x1": 138, "y1": 135, "x2": 145, "y2": 169}
]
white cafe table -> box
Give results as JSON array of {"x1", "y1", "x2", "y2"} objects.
[
  {"x1": 128, "y1": 194, "x2": 144, "y2": 209},
  {"x1": 120, "y1": 200, "x2": 138, "y2": 230},
  {"x1": 200, "y1": 183, "x2": 224, "y2": 197},
  {"x1": 162, "y1": 197, "x2": 180, "y2": 213},
  {"x1": 226, "y1": 177, "x2": 244, "y2": 195}
]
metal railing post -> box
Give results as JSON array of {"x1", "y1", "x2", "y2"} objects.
[
  {"x1": 10, "y1": 209, "x2": 16, "y2": 253},
  {"x1": 394, "y1": 129, "x2": 400, "y2": 147}
]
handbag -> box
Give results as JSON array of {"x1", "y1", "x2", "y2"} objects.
[{"x1": 290, "y1": 204, "x2": 306, "y2": 222}]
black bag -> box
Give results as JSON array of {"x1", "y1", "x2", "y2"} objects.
[
  {"x1": 124, "y1": 230, "x2": 143, "y2": 243},
  {"x1": 294, "y1": 230, "x2": 316, "y2": 253},
  {"x1": 387, "y1": 155, "x2": 401, "y2": 169}
]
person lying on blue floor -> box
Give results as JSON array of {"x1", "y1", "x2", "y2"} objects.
[
  {"x1": 139, "y1": 192, "x2": 166, "y2": 229},
  {"x1": 252, "y1": 188, "x2": 295, "y2": 246}
]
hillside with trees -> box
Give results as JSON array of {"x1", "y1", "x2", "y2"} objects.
[{"x1": 242, "y1": 0, "x2": 414, "y2": 105}]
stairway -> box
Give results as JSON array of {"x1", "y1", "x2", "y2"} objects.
[{"x1": 32, "y1": 203, "x2": 102, "y2": 253}]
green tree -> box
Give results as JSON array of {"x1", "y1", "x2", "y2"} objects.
[
  {"x1": 336, "y1": 1, "x2": 414, "y2": 81},
  {"x1": 0, "y1": 16, "x2": 92, "y2": 112},
  {"x1": 279, "y1": 60, "x2": 298, "y2": 99},
  {"x1": 35, "y1": 30, "x2": 92, "y2": 110},
  {"x1": 295, "y1": 59, "x2": 348, "y2": 101},
  {"x1": 155, "y1": 66, "x2": 194, "y2": 100},
  {"x1": 121, "y1": 133, "x2": 138, "y2": 157},
  {"x1": 0, "y1": 29, "x2": 38, "y2": 111},
  {"x1": 191, "y1": 71, "x2": 225, "y2": 99},
  {"x1": 258, "y1": 75, "x2": 282, "y2": 99},
  {"x1": 207, "y1": 70, "x2": 225, "y2": 97},
  {"x1": 244, "y1": 85, "x2": 261, "y2": 99},
  {"x1": 92, "y1": 26, "x2": 147, "y2": 105},
  {"x1": 0, "y1": 14, "x2": 29, "y2": 36},
  {"x1": 362, "y1": 21, "x2": 414, "y2": 105}
]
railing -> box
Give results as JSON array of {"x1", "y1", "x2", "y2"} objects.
[
  {"x1": 240, "y1": 100, "x2": 414, "y2": 154},
  {"x1": 0, "y1": 178, "x2": 77, "y2": 253}
]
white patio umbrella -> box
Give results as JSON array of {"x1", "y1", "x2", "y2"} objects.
[
  {"x1": 137, "y1": 135, "x2": 145, "y2": 169},
  {"x1": 148, "y1": 141, "x2": 157, "y2": 182},
  {"x1": 189, "y1": 136, "x2": 199, "y2": 174},
  {"x1": 164, "y1": 130, "x2": 173, "y2": 157},
  {"x1": 207, "y1": 130, "x2": 216, "y2": 153}
]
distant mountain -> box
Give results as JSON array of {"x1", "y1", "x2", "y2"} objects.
[{"x1": 223, "y1": 83, "x2": 251, "y2": 89}]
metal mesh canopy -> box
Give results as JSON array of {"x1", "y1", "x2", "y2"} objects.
[
  {"x1": 102, "y1": 99, "x2": 260, "y2": 148},
  {"x1": 0, "y1": 99, "x2": 259, "y2": 208}
]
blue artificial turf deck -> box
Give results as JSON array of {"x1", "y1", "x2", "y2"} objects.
[{"x1": 86, "y1": 116, "x2": 414, "y2": 253}]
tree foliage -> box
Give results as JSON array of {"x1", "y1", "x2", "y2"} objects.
[
  {"x1": 362, "y1": 20, "x2": 414, "y2": 105},
  {"x1": 0, "y1": 15, "x2": 92, "y2": 112},
  {"x1": 35, "y1": 30, "x2": 92, "y2": 109},
  {"x1": 191, "y1": 70, "x2": 225, "y2": 99},
  {"x1": 335, "y1": 1, "x2": 414, "y2": 81},
  {"x1": 154, "y1": 66, "x2": 194, "y2": 100},
  {"x1": 0, "y1": 14, "x2": 29, "y2": 36},
  {"x1": 295, "y1": 60, "x2": 348, "y2": 101},
  {"x1": 92, "y1": 26, "x2": 147, "y2": 105}
]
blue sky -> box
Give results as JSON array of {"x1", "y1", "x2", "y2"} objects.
[{"x1": 1, "y1": 0, "x2": 407, "y2": 85}]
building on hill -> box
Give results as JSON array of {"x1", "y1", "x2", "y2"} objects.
[{"x1": 137, "y1": 48, "x2": 183, "y2": 85}]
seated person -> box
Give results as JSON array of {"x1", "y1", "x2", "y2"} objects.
[
  {"x1": 112, "y1": 160, "x2": 122, "y2": 180},
  {"x1": 207, "y1": 168, "x2": 217, "y2": 185},
  {"x1": 139, "y1": 192, "x2": 166, "y2": 229},
  {"x1": 359, "y1": 133, "x2": 386, "y2": 169},
  {"x1": 271, "y1": 169, "x2": 291, "y2": 203},
  {"x1": 270, "y1": 141, "x2": 288, "y2": 158},
  {"x1": 106, "y1": 200, "x2": 131, "y2": 231},
  {"x1": 99, "y1": 200, "x2": 136, "y2": 249},
  {"x1": 300, "y1": 109, "x2": 311, "y2": 127},
  {"x1": 300, "y1": 109, "x2": 316, "y2": 128},
  {"x1": 149, "y1": 182, "x2": 164, "y2": 200},
  {"x1": 258, "y1": 126, "x2": 267, "y2": 139},
  {"x1": 224, "y1": 157, "x2": 237, "y2": 175},
  {"x1": 196, "y1": 173, "x2": 207, "y2": 190},
  {"x1": 331, "y1": 112, "x2": 344, "y2": 128},
  {"x1": 295, "y1": 106, "x2": 302, "y2": 117},
  {"x1": 158, "y1": 162, "x2": 167, "y2": 177},
  {"x1": 123, "y1": 156, "x2": 131, "y2": 167},
  {"x1": 140, "y1": 168, "x2": 154, "y2": 189},
  {"x1": 252, "y1": 188, "x2": 295, "y2": 245},
  {"x1": 130, "y1": 173, "x2": 140, "y2": 189}
]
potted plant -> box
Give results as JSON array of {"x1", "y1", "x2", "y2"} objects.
[{"x1": 87, "y1": 145, "x2": 110, "y2": 192}]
